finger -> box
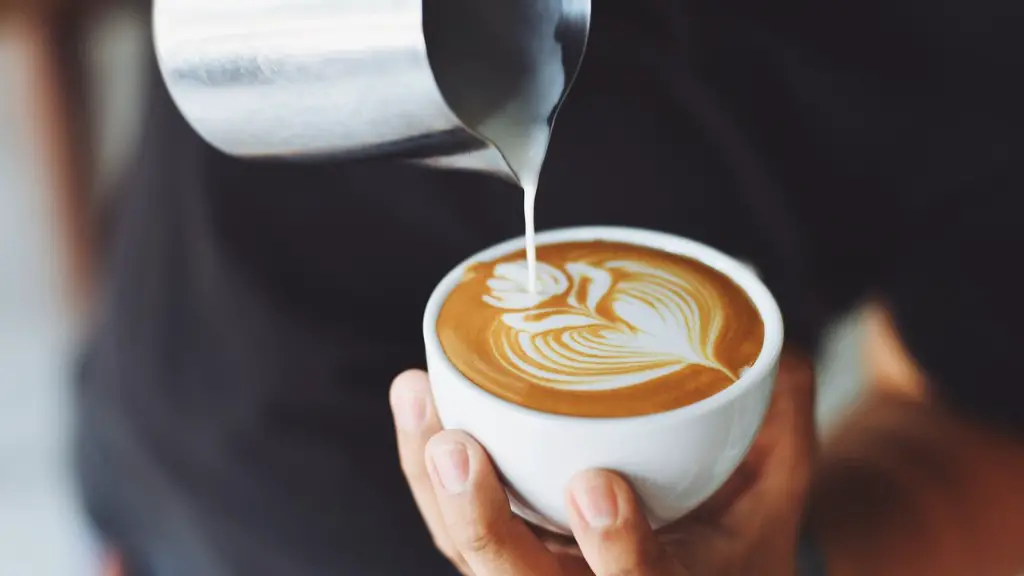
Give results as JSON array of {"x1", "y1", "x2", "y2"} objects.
[
  {"x1": 688, "y1": 348, "x2": 819, "y2": 522},
  {"x1": 567, "y1": 470, "x2": 681, "y2": 576},
  {"x1": 786, "y1": 348, "x2": 818, "y2": 442},
  {"x1": 767, "y1": 348, "x2": 817, "y2": 443},
  {"x1": 759, "y1": 349, "x2": 818, "y2": 493},
  {"x1": 427, "y1": 430, "x2": 563, "y2": 576},
  {"x1": 390, "y1": 371, "x2": 464, "y2": 568}
]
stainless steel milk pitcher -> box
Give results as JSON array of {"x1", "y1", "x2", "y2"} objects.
[{"x1": 153, "y1": 0, "x2": 591, "y2": 183}]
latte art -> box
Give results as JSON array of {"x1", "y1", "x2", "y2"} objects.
[
  {"x1": 486, "y1": 259, "x2": 736, "y2": 391},
  {"x1": 438, "y1": 241, "x2": 764, "y2": 417}
]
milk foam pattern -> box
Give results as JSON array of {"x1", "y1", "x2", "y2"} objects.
[{"x1": 483, "y1": 258, "x2": 735, "y2": 391}]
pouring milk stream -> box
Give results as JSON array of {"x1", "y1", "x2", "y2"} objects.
[
  {"x1": 457, "y1": 2, "x2": 568, "y2": 295},
  {"x1": 153, "y1": 0, "x2": 588, "y2": 288},
  {"x1": 470, "y1": 84, "x2": 562, "y2": 295},
  {"x1": 490, "y1": 125, "x2": 552, "y2": 295}
]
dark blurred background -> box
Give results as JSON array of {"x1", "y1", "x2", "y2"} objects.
[{"x1": 0, "y1": 9, "x2": 865, "y2": 574}]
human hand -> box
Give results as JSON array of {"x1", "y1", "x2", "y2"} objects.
[{"x1": 390, "y1": 350, "x2": 817, "y2": 575}]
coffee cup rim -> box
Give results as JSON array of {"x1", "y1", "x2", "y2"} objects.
[{"x1": 423, "y1": 226, "x2": 785, "y2": 425}]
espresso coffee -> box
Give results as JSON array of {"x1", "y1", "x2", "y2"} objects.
[{"x1": 437, "y1": 241, "x2": 765, "y2": 417}]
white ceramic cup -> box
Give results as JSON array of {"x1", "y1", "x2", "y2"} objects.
[{"x1": 423, "y1": 226, "x2": 784, "y2": 533}]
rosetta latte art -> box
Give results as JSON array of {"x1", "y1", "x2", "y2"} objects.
[
  {"x1": 437, "y1": 241, "x2": 764, "y2": 417},
  {"x1": 483, "y1": 258, "x2": 736, "y2": 391}
]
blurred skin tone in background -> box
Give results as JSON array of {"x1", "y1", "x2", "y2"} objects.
[
  {"x1": 2, "y1": 2, "x2": 1024, "y2": 575},
  {"x1": 1, "y1": 4, "x2": 99, "y2": 317}
]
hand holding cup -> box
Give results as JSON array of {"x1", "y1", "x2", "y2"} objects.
[{"x1": 390, "y1": 347, "x2": 817, "y2": 576}]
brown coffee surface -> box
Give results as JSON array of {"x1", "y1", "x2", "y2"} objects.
[{"x1": 437, "y1": 241, "x2": 764, "y2": 417}]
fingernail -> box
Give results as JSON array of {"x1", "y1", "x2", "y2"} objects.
[
  {"x1": 393, "y1": 390, "x2": 428, "y2": 431},
  {"x1": 571, "y1": 476, "x2": 619, "y2": 529},
  {"x1": 430, "y1": 440, "x2": 470, "y2": 494}
]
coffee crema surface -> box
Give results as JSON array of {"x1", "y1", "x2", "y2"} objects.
[{"x1": 437, "y1": 241, "x2": 765, "y2": 417}]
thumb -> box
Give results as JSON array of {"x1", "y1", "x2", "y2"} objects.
[{"x1": 567, "y1": 470, "x2": 682, "y2": 576}]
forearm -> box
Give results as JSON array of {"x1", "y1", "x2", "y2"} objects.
[
  {"x1": 4, "y1": 8, "x2": 98, "y2": 315},
  {"x1": 808, "y1": 389, "x2": 1024, "y2": 575}
]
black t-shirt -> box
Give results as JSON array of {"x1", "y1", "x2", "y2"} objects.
[{"x1": 81, "y1": 1, "x2": 1023, "y2": 574}]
